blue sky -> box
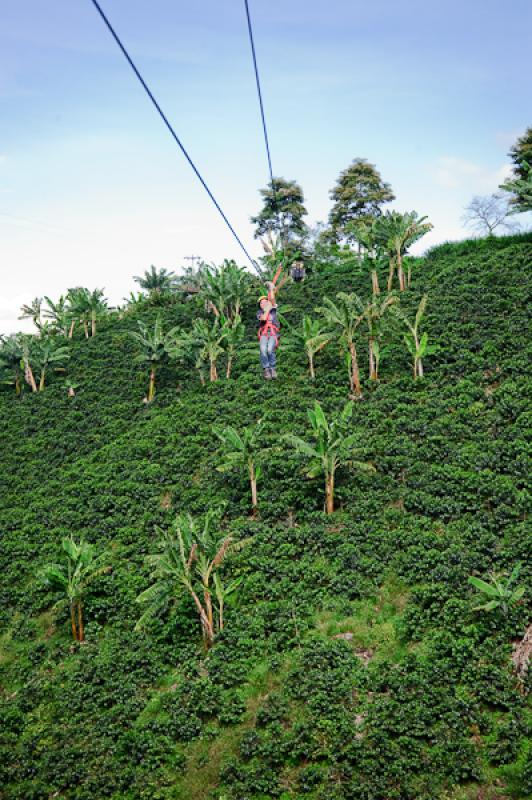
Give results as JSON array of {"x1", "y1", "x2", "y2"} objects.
[{"x1": 1, "y1": 0, "x2": 531, "y2": 332}]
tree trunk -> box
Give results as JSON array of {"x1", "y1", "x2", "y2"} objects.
[
  {"x1": 397, "y1": 253, "x2": 405, "y2": 292},
  {"x1": 70, "y1": 603, "x2": 78, "y2": 641},
  {"x1": 325, "y1": 472, "x2": 335, "y2": 514},
  {"x1": 387, "y1": 258, "x2": 395, "y2": 291},
  {"x1": 309, "y1": 352, "x2": 315, "y2": 381},
  {"x1": 226, "y1": 354, "x2": 233, "y2": 379},
  {"x1": 417, "y1": 357, "x2": 424, "y2": 379},
  {"x1": 210, "y1": 360, "x2": 218, "y2": 382},
  {"x1": 91, "y1": 312, "x2": 96, "y2": 337},
  {"x1": 190, "y1": 589, "x2": 214, "y2": 647},
  {"x1": 25, "y1": 362, "x2": 38, "y2": 393},
  {"x1": 68, "y1": 320, "x2": 75, "y2": 339},
  {"x1": 15, "y1": 375, "x2": 21, "y2": 396},
  {"x1": 250, "y1": 463, "x2": 258, "y2": 514},
  {"x1": 39, "y1": 370, "x2": 46, "y2": 392},
  {"x1": 407, "y1": 263, "x2": 412, "y2": 288},
  {"x1": 148, "y1": 368, "x2": 156, "y2": 402},
  {"x1": 368, "y1": 339, "x2": 377, "y2": 381},
  {"x1": 77, "y1": 599, "x2": 84, "y2": 642},
  {"x1": 349, "y1": 341, "x2": 362, "y2": 397},
  {"x1": 68, "y1": 386, "x2": 76, "y2": 397},
  {"x1": 218, "y1": 597, "x2": 224, "y2": 632},
  {"x1": 371, "y1": 270, "x2": 380, "y2": 296},
  {"x1": 83, "y1": 321, "x2": 89, "y2": 339}
]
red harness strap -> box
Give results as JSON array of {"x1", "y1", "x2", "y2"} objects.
[{"x1": 258, "y1": 310, "x2": 280, "y2": 346}]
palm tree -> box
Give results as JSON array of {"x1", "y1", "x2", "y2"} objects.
[
  {"x1": 352, "y1": 294, "x2": 398, "y2": 381},
  {"x1": 86, "y1": 289, "x2": 108, "y2": 336},
  {"x1": 34, "y1": 337, "x2": 70, "y2": 391},
  {"x1": 284, "y1": 401, "x2": 375, "y2": 514},
  {"x1": 316, "y1": 293, "x2": 364, "y2": 397},
  {"x1": 391, "y1": 294, "x2": 430, "y2": 379},
  {"x1": 220, "y1": 313, "x2": 246, "y2": 379},
  {"x1": 18, "y1": 297, "x2": 43, "y2": 330},
  {"x1": 136, "y1": 512, "x2": 244, "y2": 647},
  {"x1": 349, "y1": 218, "x2": 385, "y2": 295},
  {"x1": 187, "y1": 318, "x2": 226, "y2": 382},
  {"x1": 0, "y1": 335, "x2": 24, "y2": 395},
  {"x1": 213, "y1": 422, "x2": 264, "y2": 513},
  {"x1": 129, "y1": 316, "x2": 182, "y2": 401},
  {"x1": 133, "y1": 265, "x2": 177, "y2": 298},
  {"x1": 375, "y1": 211, "x2": 433, "y2": 291},
  {"x1": 297, "y1": 316, "x2": 331, "y2": 380},
  {"x1": 41, "y1": 537, "x2": 109, "y2": 642}
]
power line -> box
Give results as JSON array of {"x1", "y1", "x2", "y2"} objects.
[{"x1": 87, "y1": 0, "x2": 260, "y2": 273}]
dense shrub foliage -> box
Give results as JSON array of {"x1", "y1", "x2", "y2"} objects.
[{"x1": 0, "y1": 233, "x2": 531, "y2": 799}]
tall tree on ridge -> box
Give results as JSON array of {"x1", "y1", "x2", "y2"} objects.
[
  {"x1": 251, "y1": 177, "x2": 308, "y2": 259},
  {"x1": 329, "y1": 158, "x2": 395, "y2": 244}
]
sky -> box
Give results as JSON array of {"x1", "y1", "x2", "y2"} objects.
[{"x1": 1, "y1": 0, "x2": 531, "y2": 334}]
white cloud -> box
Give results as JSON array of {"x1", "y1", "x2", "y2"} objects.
[{"x1": 433, "y1": 156, "x2": 512, "y2": 193}]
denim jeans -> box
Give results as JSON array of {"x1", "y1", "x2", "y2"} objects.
[{"x1": 259, "y1": 335, "x2": 277, "y2": 369}]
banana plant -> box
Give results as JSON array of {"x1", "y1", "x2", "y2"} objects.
[
  {"x1": 316, "y1": 293, "x2": 364, "y2": 397},
  {"x1": 296, "y1": 316, "x2": 332, "y2": 380},
  {"x1": 129, "y1": 316, "x2": 182, "y2": 401},
  {"x1": 41, "y1": 537, "x2": 109, "y2": 641},
  {"x1": 34, "y1": 337, "x2": 70, "y2": 391},
  {"x1": 220, "y1": 313, "x2": 246, "y2": 379},
  {"x1": 392, "y1": 295, "x2": 432, "y2": 379},
  {"x1": 136, "y1": 511, "x2": 247, "y2": 647},
  {"x1": 284, "y1": 401, "x2": 375, "y2": 513},
  {"x1": 213, "y1": 421, "x2": 264, "y2": 513},
  {"x1": 469, "y1": 564, "x2": 526, "y2": 615}
]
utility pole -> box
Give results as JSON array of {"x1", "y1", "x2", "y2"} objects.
[{"x1": 184, "y1": 255, "x2": 202, "y2": 271}]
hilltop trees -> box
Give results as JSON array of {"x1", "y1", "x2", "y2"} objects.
[
  {"x1": 329, "y1": 159, "x2": 394, "y2": 243},
  {"x1": 18, "y1": 298, "x2": 43, "y2": 330},
  {"x1": 41, "y1": 537, "x2": 109, "y2": 642},
  {"x1": 500, "y1": 128, "x2": 532, "y2": 213},
  {"x1": 285, "y1": 401, "x2": 375, "y2": 513},
  {"x1": 136, "y1": 512, "x2": 244, "y2": 647},
  {"x1": 462, "y1": 193, "x2": 518, "y2": 237},
  {"x1": 251, "y1": 177, "x2": 308, "y2": 257}
]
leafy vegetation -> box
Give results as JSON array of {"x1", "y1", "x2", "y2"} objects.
[{"x1": 0, "y1": 231, "x2": 531, "y2": 799}]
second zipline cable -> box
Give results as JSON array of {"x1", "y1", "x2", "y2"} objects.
[{"x1": 88, "y1": 0, "x2": 259, "y2": 272}]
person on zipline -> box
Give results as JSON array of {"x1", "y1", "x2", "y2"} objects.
[{"x1": 257, "y1": 294, "x2": 279, "y2": 380}]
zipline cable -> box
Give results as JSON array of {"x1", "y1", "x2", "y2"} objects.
[
  {"x1": 243, "y1": 0, "x2": 287, "y2": 270},
  {"x1": 244, "y1": 0, "x2": 274, "y2": 189},
  {"x1": 87, "y1": 0, "x2": 260, "y2": 274}
]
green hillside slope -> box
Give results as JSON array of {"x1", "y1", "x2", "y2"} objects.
[{"x1": 0, "y1": 234, "x2": 531, "y2": 800}]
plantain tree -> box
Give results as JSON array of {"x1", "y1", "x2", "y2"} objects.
[
  {"x1": 129, "y1": 316, "x2": 182, "y2": 401},
  {"x1": 392, "y1": 294, "x2": 431, "y2": 379},
  {"x1": 221, "y1": 313, "x2": 246, "y2": 379},
  {"x1": 296, "y1": 316, "x2": 332, "y2": 381},
  {"x1": 199, "y1": 261, "x2": 250, "y2": 321},
  {"x1": 34, "y1": 337, "x2": 70, "y2": 391},
  {"x1": 41, "y1": 537, "x2": 109, "y2": 642},
  {"x1": 352, "y1": 293, "x2": 398, "y2": 381},
  {"x1": 133, "y1": 265, "x2": 177, "y2": 299},
  {"x1": 18, "y1": 297, "x2": 43, "y2": 331},
  {"x1": 213, "y1": 421, "x2": 264, "y2": 513},
  {"x1": 136, "y1": 511, "x2": 245, "y2": 648},
  {"x1": 375, "y1": 211, "x2": 433, "y2": 291},
  {"x1": 0, "y1": 335, "x2": 24, "y2": 395},
  {"x1": 43, "y1": 295, "x2": 74, "y2": 338},
  {"x1": 284, "y1": 401, "x2": 375, "y2": 514},
  {"x1": 186, "y1": 318, "x2": 226, "y2": 382},
  {"x1": 316, "y1": 293, "x2": 364, "y2": 397}
]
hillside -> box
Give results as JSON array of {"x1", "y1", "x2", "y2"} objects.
[{"x1": 0, "y1": 234, "x2": 531, "y2": 800}]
